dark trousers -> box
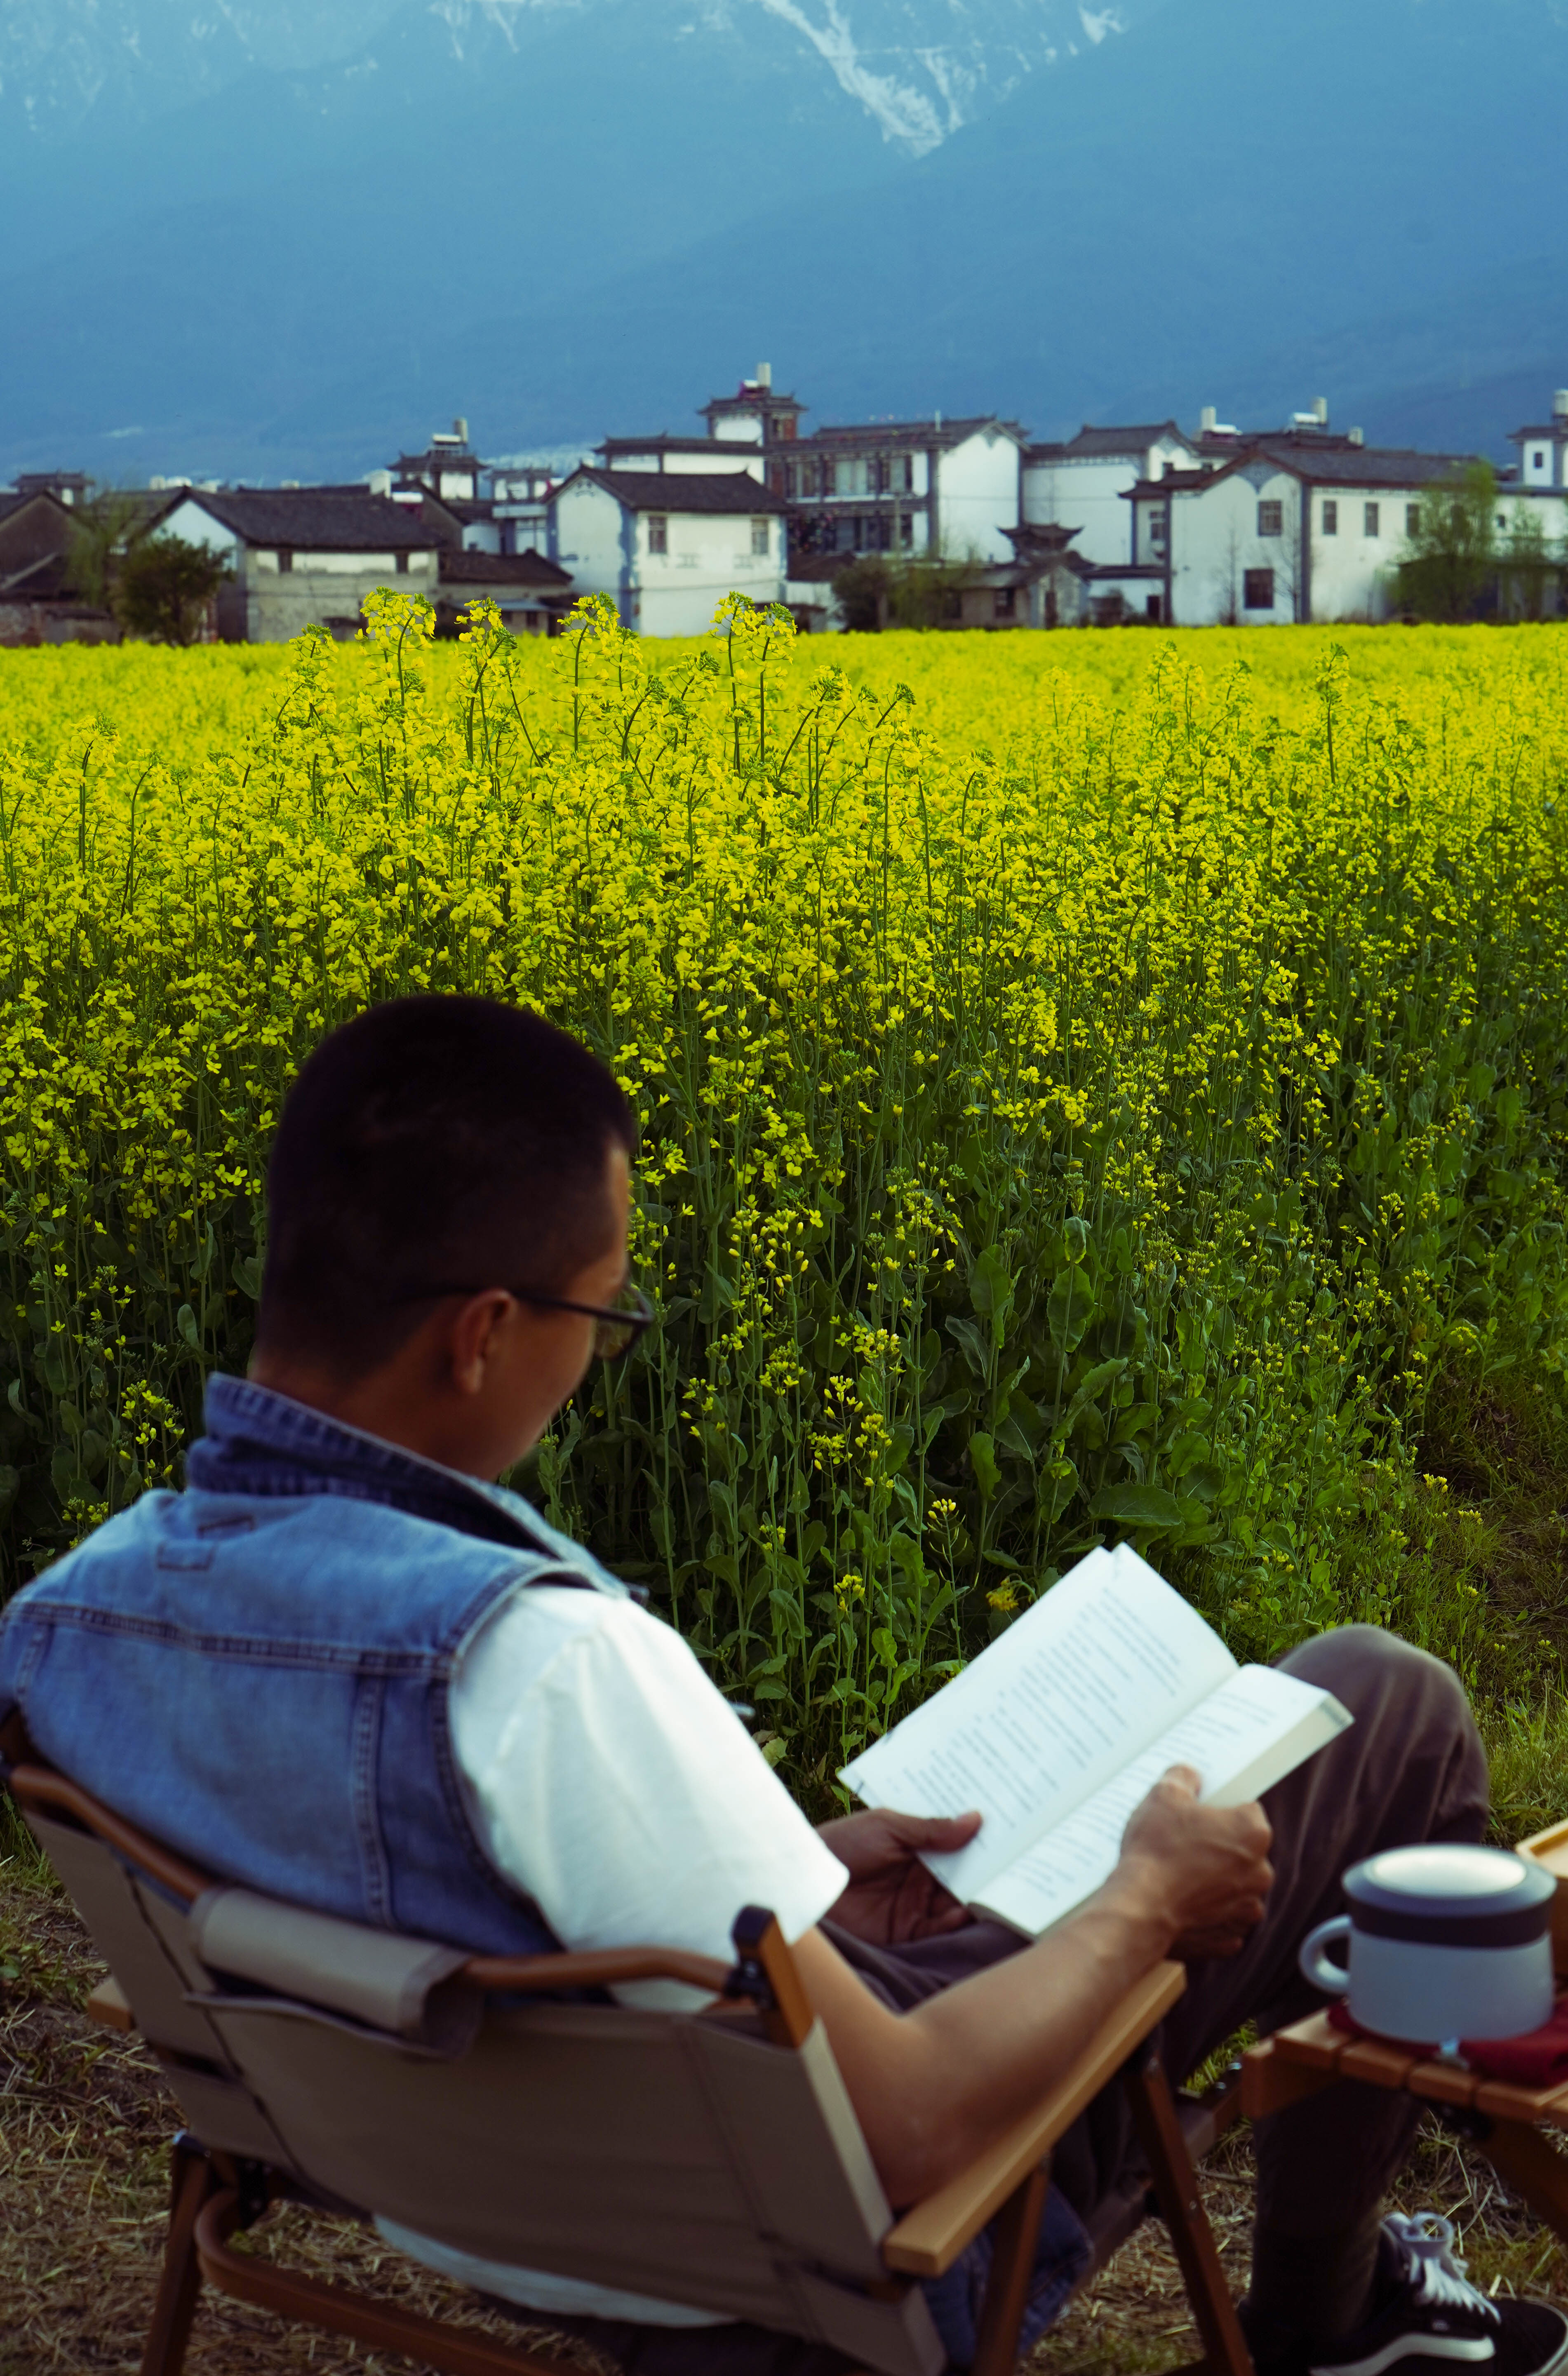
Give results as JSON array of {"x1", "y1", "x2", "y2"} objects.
[{"x1": 545, "y1": 1627, "x2": 1488, "y2": 2375}]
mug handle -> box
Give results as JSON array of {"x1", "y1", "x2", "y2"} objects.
[{"x1": 1299, "y1": 1913, "x2": 1352, "y2": 1994}]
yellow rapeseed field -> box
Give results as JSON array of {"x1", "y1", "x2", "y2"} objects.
[{"x1": 3, "y1": 596, "x2": 1567, "y2": 1802}]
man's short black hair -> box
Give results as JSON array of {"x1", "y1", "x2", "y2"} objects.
[{"x1": 259, "y1": 996, "x2": 635, "y2": 1375}]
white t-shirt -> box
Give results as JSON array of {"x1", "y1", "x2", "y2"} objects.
[{"x1": 376, "y1": 1583, "x2": 850, "y2": 2325}]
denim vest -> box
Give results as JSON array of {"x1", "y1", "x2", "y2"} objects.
[{"x1": 0, "y1": 1374, "x2": 625, "y2": 1955}]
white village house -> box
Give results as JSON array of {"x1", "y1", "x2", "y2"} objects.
[
  {"x1": 1124, "y1": 401, "x2": 1568, "y2": 625},
  {"x1": 149, "y1": 487, "x2": 440, "y2": 641},
  {"x1": 568, "y1": 366, "x2": 1029, "y2": 630},
  {"x1": 1022, "y1": 421, "x2": 1200, "y2": 567},
  {"x1": 549, "y1": 461, "x2": 788, "y2": 638}
]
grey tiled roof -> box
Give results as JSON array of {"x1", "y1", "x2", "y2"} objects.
[
  {"x1": 804, "y1": 415, "x2": 1026, "y2": 452},
  {"x1": 562, "y1": 467, "x2": 786, "y2": 515},
  {"x1": 1026, "y1": 423, "x2": 1190, "y2": 461},
  {"x1": 1129, "y1": 441, "x2": 1483, "y2": 495},
  {"x1": 164, "y1": 488, "x2": 440, "y2": 550},
  {"x1": 599, "y1": 434, "x2": 747, "y2": 454},
  {"x1": 438, "y1": 548, "x2": 571, "y2": 588}
]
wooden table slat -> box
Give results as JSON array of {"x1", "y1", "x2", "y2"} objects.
[
  {"x1": 1403, "y1": 2057, "x2": 1479, "y2": 2107},
  {"x1": 1269, "y1": 2012, "x2": 1346, "y2": 2073},
  {"x1": 1338, "y1": 2037, "x2": 1421, "y2": 2088},
  {"x1": 1473, "y1": 2076, "x2": 1568, "y2": 2127}
]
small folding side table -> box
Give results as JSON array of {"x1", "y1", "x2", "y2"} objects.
[{"x1": 1241, "y1": 1819, "x2": 1568, "y2": 2249}]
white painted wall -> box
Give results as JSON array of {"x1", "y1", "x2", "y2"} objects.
[
  {"x1": 1023, "y1": 433, "x2": 1196, "y2": 567},
  {"x1": 551, "y1": 481, "x2": 628, "y2": 606},
  {"x1": 1151, "y1": 467, "x2": 1568, "y2": 625},
  {"x1": 933, "y1": 430, "x2": 1022, "y2": 562},
  {"x1": 605, "y1": 449, "x2": 765, "y2": 480},
  {"x1": 159, "y1": 498, "x2": 238, "y2": 562},
  {"x1": 1303, "y1": 486, "x2": 1410, "y2": 622},
  {"x1": 551, "y1": 479, "x2": 785, "y2": 635},
  {"x1": 1156, "y1": 470, "x2": 1305, "y2": 626}
]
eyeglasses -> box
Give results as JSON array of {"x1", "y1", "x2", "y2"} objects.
[{"x1": 396, "y1": 1279, "x2": 656, "y2": 1360}]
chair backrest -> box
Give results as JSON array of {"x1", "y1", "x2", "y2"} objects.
[{"x1": 12, "y1": 1767, "x2": 944, "y2": 2376}]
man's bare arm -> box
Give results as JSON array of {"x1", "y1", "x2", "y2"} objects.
[{"x1": 793, "y1": 1767, "x2": 1273, "y2": 2207}]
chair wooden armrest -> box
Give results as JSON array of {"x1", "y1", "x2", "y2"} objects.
[
  {"x1": 86, "y1": 1974, "x2": 135, "y2": 2031},
  {"x1": 882, "y1": 1960, "x2": 1186, "y2": 2278}
]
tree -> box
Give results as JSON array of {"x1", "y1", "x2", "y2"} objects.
[
  {"x1": 832, "y1": 550, "x2": 985, "y2": 631},
  {"x1": 66, "y1": 485, "x2": 148, "y2": 608},
  {"x1": 1395, "y1": 463, "x2": 1497, "y2": 622},
  {"x1": 1498, "y1": 505, "x2": 1560, "y2": 622},
  {"x1": 114, "y1": 534, "x2": 228, "y2": 645}
]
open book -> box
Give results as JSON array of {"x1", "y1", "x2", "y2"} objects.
[{"x1": 839, "y1": 1544, "x2": 1352, "y2": 1938}]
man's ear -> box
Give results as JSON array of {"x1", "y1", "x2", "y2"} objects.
[{"x1": 447, "y1": 1292, "x2": 516, "y2": 1397}]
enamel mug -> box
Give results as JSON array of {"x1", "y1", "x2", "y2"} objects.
[{"x1": 1298, "y1": 1843, "x2": 1557, "y2": 2044}]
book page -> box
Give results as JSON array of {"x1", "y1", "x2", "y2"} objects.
[
  {"x1": 973, "y1": 1663, "x2": 1352, "y2": 1938},
  {"x1": 839, "y1": 1543, "x2": 1237, "y2": 1904}
]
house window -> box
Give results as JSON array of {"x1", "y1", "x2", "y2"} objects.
[
  {"x1": 396, "y1": 550, "x2": 409, "y2": 574},
  {"x1": 899, "y1": 514, "x2": 914, "y2": 549},
  {"x1": 1145, "y1": 595, "x2": 1162, "y2": 622},
  {"x1": 1406, "y1": 504, "x2": 1422, "y2": 538},
  {"x1": 277, "y1": 549, "x2": 294, "y2": 572},
  {"x1": 1148, "y1": 505, "x2": 1168, "y2": 551},
  {"x1": 1243, "y1": 567, "x2": 1275, "y2": 610},
  {"x1": 1257, "y1": 501, "x2": 1283, "y2": 537},
  {"x1": 1532, "y1": 448, "x2": 1547, "y2": 472},
  {"x1": 751, "y1": 518, "x2": 770, "y2": 556},
  {"x1": 993, "y1": 587, "x2": 1016, "y2": 618},
  {"x1": 785, "y1": 464, "x2": 798, "y2": 498},
  {"x1": 1322, "y1": 500, "x2": 1338, "y2": 535},
  {"x1": 1364, "y1": 502, "x2": 1380, "y2": 537},
  {"x1": 898, "y1": 454, "x2": 914, "y2": 493},
  {"x1": 648, "y1": 515, "x2": 668, "y2": 554}
]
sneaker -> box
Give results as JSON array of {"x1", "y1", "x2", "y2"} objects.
[{"x1": 1308, "y1": 2213, "x2": 1568, "y2": 2376}]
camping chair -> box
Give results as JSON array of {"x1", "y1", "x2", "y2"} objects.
[{"x1": 3, "y1": 1739, "x2": 1252, "y2": 2376}]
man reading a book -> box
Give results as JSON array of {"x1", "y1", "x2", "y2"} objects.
[{"x1": 2, "y1": 997, "x2": 1559, "y2": 2376}]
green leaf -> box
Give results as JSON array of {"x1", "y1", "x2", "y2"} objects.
[
  {"x1": 1089, "y1": 1482, "x2": 1186, "y2": 1533},
  {"x1": 1047, "y1": 1269, "x2": 1096, "y2": 1353},
  {"x1": 1039, "y1": 1455, "x2": 1080, "y2": 1524},
  {"x1": 995, "y1": 1415, "x2": 1035, "y2": 1464},
  {"x1": 232, "y1": 1254, "x2": 263, "y2": 1300},
  {"x1": 0, "y1": 1463, "x2": 19, "y2": 1516},
  {"x1": 176, "y1": 1303, "x2": 202, "y2": 1351},
  {"x1": 50, "y1": 1445, "x2": 89, "y2": 1502},
  {"x1": 968, "y1": 1431, "x2": 1001, "y2": 1500},
  {"x1": 945, "y1": 1315, "x2": 990, "y2": 1382}
]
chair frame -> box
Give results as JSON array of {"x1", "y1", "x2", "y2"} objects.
[{"x1": 6, "y1": 1752, "x2": 1253, "y2": 2376}]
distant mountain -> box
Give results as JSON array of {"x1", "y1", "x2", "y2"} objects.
[
  {"x1": 0, "y1": 0, "x2": 1563, "y2": 485},
  {"x1": 0, "y1": 0, "x2": 1147, "y2": 153}
]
